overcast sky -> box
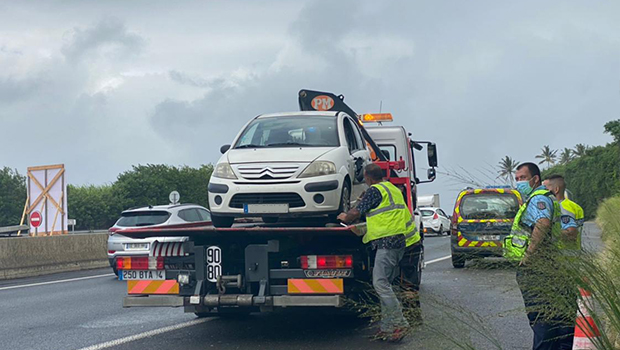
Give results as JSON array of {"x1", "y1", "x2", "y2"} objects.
[{"x1": 1, "y1": 0, "x2": 618, "y2": 210}]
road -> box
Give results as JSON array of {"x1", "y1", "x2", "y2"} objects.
[{"x1": 0, "y1": 223, "x2": 602, "y2": 350}]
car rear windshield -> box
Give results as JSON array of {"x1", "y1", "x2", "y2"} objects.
[
  {"x1": 459, "y1": 193, "x2": 519, "y2": 220},
  {"x1": 235, "y1": 116, "x2": 339, "y2": 148},
  {"x1": 116, "y1": 211, "x2": 171, "y2": 227},
  {"x1": 420, "y1": 209, "x2": 434, "y2": 217}
]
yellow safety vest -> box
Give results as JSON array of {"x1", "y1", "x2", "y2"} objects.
[
  {"x1": 364, "y1": 182, "x2": 420, "y2": 246},
  {"x1": 557, "y1": 198, "x2": 584, "y2": 251}
]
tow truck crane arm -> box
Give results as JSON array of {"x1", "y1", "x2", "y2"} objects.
[{"x1": 298, "y1": 89, "x2": 388, "y2": 162}]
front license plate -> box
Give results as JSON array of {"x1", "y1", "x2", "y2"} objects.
[
  {"x1": 125, "y1": 243, "x2": 149, "y2": 250},
  {"x1": 120, "y1": 270, "x2": 165, "y2": 281},
  {"x1": 480, "y1": 235, "x2": 501, "y2": 241},
  {"x1": 244, "y1": 203, "x2": 289, "y2": 214}
]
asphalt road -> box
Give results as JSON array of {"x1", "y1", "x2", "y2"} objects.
[{"x1": 0, "y1": 223, "x2": 602, "y2": 350}]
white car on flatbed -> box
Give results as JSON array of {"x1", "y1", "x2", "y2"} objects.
[{"x1": 208, "y1": 111, "x2": 372, "y2": 227}]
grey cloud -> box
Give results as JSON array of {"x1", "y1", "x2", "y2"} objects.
[
  {"x1": 169, "y1": 70, "x2": 227, "y2": 89},
  {"x1": 61, "y1": 17, "x2": 145, "y2": 63}
]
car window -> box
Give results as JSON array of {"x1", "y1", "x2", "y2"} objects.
[
  {"x1": 235, "y1": 116, "x2": 339, "y2": 148},
  {"x1": 351, "y1": 120, "x2": 365, "y2": 151},
  {"x1": 379, "y1": 145, "x2": 397, "y2": 161},
  {"x1": 460, "y1": 193, "x2": 520, "y2": 220},
  {"x1": 116, "y1": 211, "x2": 170, "y2": 227},
  {"x1": 437, "y1": 209, "x2": 448, "y2": 217},
  {"x1": 178, "y1": 208, "x2": 203, "y2": 222},
  {"x1": 197, "y1": 209, "x2": 211, "y2": 221},
  {"x1": 420, "y1": 209, "x2": 434, "y2": 217},
  {"x1": 343, "y1": 118, "x2": 359, "y2": 152}
]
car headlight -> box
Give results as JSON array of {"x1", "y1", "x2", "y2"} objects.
[
  {"x1": 299, "y1": 161, "x2": 337, "y2": 178},
  {"x1": 213, "y1": 162, "x2": 238, "y2": 179}
]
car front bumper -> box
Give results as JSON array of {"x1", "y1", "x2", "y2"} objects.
[{"x1": 208, "y1": 175, "x2": 343, "y2": 216}]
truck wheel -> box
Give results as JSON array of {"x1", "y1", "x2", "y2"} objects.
[
  {"x1": 262, "y1": 217, "x2": 279, "y2": 224},
  {"x1": 212, "y1": 214, "x2": 234, "y2": 228},
  {"x1": 451, "y1": 254, "x2": 465, "y2": 268}
]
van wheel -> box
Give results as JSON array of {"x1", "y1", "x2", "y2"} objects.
[
  {"x1": 212, "y1": 215, "x2": 234, "y2": 228},
  {"x1": 262, "y1": 217, "x2": 279, "y2": 224},
  {"x1": 452, "y1": 254, "x2": 465, "y2": 268}
]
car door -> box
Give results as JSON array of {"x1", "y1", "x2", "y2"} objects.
[
  {"x1": 342, "y1": 117, "x2": 369, "y2": 203},
  {"x1": 437, "y1": 209, "x2": 450, "y2": 231}
]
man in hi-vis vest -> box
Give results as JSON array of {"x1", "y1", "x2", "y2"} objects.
[{"x1": 338, "y1": 164, "x2": 416, "y2": 342}]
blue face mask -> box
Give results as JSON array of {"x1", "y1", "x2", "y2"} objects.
[{"x1": 516, "y1": 180, "x2": 533, "y2": 198}]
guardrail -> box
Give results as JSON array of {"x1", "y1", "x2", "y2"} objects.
[{"x1": 0, "y1": 225, "x2": 29, "y2": 237}]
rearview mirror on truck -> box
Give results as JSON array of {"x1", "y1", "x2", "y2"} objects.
[
  {"x1": 427, "y1": 143, "x2": 438, "y2": 167},
  {"x1": 220, "y1": 144, "x2": 231, "y2": 154},
  {"x1": 427, "y1": 168, "x2": 436, "y2": 181}
]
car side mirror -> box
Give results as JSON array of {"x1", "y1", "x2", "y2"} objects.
[
  {"x1": 427, "y1": 168, "x2": 436, "y2": 180},
  {"x1": 427, "y1": 143, "x2": 438, "y2": 167},
  {"x1": 220, "y1": 144, "x2": 231, "y2": 154}
]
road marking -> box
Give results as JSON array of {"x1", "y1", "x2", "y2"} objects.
[
  {"x1": 0, "y1": 273, "x2": 115, "y2": 291},
  {"x1": 424, "y1": 255, "x2": 451, "y2": 267},
  {"x1": 76, "y1": 318, "x2": 213, "y2": 350}
]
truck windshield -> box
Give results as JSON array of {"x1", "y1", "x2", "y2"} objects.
[
  {"x1": 235, "y1": 116, "x2": 339, "y2": 148},
  {"x1": 460, "y1": 194, "x2": 519, "y2": 220},
  {"x1": 116, "y1": 211, "x2": 171, "y2": 227}
]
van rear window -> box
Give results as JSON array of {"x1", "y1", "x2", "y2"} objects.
[
  {"x1": 116, "y1": 211, "x2": 171, "y2": 227},
  {"x1": 459, "y1": 193, "x2": 519, "y2": 220}
]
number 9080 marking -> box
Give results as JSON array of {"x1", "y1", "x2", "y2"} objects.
[{"x1": 206, "y1": 246, "x2": 222, "y2": 283}]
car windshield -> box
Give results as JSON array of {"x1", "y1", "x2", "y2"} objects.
[
  {"x1": 234, "y1": 116, "x2": 339, "y2": 148},
  {"x1": 460, "y1": 193, "x2": 519, "y2": 220},
  {"x1": 116, "y1": 211, "x2": 171, "y2": 227},
  {"x1": 421, "y1": 209, "x2": 434, "y2": 217}
]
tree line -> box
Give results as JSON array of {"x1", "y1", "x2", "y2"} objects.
[
  {"x1": 0, "y1": 164, "x2": 214, "y2": 230},
  {"x1": 497, "y1": 119, "x2": 620, "y2": 219}
]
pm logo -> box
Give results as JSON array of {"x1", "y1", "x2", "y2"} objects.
[{"x1": 311, "y1": 95, "x2": 334, "y2": 111}]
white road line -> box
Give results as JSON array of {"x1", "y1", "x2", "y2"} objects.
[
  {"x1": 76, "y1": 318, "x2": 213, "y2": 350},
  {"x1": 424, "y1": 255, "x2": 451, "y2": 267},
  {"x1": 0, "y1": 273, "x2": 115, "y2": 291}
]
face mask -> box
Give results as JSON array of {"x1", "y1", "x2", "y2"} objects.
[{"x1": 516, "y1": 180, "x2": 533, "y2": 198}]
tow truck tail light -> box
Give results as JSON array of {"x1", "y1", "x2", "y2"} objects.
[
  {"x1": 301, "y1": 255, "x2": 353, "y2": 269},
  {"x1": 116, "y1": 257, "x2": 164, "y2": 270}
]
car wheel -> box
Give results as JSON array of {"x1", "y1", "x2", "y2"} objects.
[
  {"x1": 329, "y1": 181, "x2": 351, "y2": 222},
  {"x1": 451, "y1": 253, "x2": 465, "y2": 268},
  {"x1": 262, "y1": 217, "x2": 279, "y2": 224},
  {"x1": 439, "y1": 225, "x2": 444, "y2": 236},
  {"x1": 212, "y1": 214, "x2": 234, "y2": 228},
  {"x1": 112, "y1": 266, "x2": 119, "y2": 276}
]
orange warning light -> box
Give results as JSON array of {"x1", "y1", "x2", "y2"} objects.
[{"x1": 360, "y1": 113, "x2": 393, "y2": 122}]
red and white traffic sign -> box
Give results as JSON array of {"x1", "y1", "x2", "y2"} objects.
[{"x1": 30, "y1": 211, "x2": 42, "y2": 228}]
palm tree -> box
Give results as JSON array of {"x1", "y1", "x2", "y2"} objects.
[
  {"x1": 535, "y1": 145, "x2": 558, "y2": 169},
  {"x1": 559, "y1": 148, "x2": 573, "y2": 165},
  {"x1": 573, "y1": 144, "x2": 588, "y2": 157},
  {"x1": 497, "y1": 156, "x2": 519, "y2": 187}
]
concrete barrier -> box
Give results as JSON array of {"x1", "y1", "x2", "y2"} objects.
[{"x1": 0, "y1": 233, "x2": 109, "y2": 280}]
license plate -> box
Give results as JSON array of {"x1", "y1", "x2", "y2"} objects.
[
  {"x1": 243, "y1": 203, "x2": 289, "y2": 214},
  {"x1": 480, "y1": 235, "x2": 501, "y2": 241},
  {"x1": 125, "y1": 243, "x2": 149, "y2": 250},
  {"x1": 120, "y1": 270, "x2": 165, "y2": 280}
]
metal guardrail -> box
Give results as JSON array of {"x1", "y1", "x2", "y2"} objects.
[{"x1": 0, "y1": 225, "x2": 29, "y2": 235}]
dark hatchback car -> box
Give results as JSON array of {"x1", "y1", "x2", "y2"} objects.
[{"x1": 450, "y1": 188, "x2": 522, "y2": 268}]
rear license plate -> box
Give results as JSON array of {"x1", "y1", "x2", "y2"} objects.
[
  {"x1": 244, "y1": 203, "x2": 289, "y2": 214},
  {"x1": 120, "y1": 270, "x2": 165, "y2": 281},
  {"x1": 288, "y1": 278, "x2": 344, "y2": 294},
  {"x1": 480, "y1": 235, "x2": 501, "y2": 241},
  {"x1": 125, "y1": 243, "x2": 149, "y2": 250}
]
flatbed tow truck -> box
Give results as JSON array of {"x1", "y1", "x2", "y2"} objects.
[{"x1": 117, "y1": 90, "x2": 438, "y2": 316}]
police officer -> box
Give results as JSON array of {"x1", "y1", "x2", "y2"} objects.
[
  {"x1": 338, "y1": 163, "x2": 418, "y2": 341},
  {"x1": 503, "y1": 162, "x2": 571, "y2": 350},
  {"x1": 544, "y1": 175, "x2": 584, "y2": 250}
]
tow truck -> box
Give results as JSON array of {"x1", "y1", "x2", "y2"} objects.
[{"x1": 117, "y1": 89, "x2": 438, "y2": 316}]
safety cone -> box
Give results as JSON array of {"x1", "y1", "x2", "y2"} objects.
[{"x1": 573, "y1": 287, "x2": 601, "y2": 350}]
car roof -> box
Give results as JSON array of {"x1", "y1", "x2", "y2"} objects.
[
  {"x1": 256, "y1": 111, "x2": 341, "y2": 119},
  {"x1": 122, "y1": 203, "x2": 208, "y2": 214}
]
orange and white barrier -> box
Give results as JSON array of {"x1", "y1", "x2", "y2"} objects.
[
  {"x1": 573, "y1": 287, "x2": 601, "y2": 350},
  {"x1": 127, "y1": 280, "x2": 179, "y2": 295}
]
